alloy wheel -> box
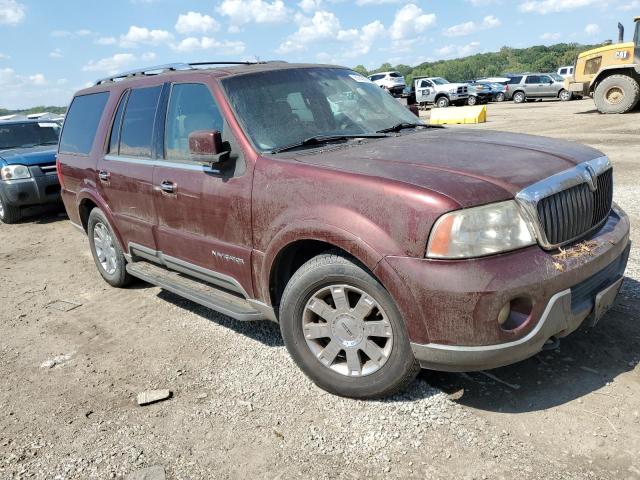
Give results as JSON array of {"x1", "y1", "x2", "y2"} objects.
[
  {"x1": 93, "y1": 222, "x2": 118, "y2": 275},
  {"x1": 302, "y1": 284, "x2": 393, "y2": 377}
]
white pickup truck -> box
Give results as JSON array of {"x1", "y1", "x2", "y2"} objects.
[{"x1": 412, "y1": 76, "x2": 469, "y2": 108}]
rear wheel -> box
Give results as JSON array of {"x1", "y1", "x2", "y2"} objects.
[
  {"x1": 87, "y1": 208, "x2": 132, "y2": 287},
  {"x1": 435, "y1": 96, "x2": 450, "y2": 108},
  {"x1": 279, "y1": 252, "x2": 419, "y2": 399},
  {"x1": 513, "y1": 91, "x2": 526, "y2": 103},
  {"x1": 594, "y1": 74, "x2": 640, "y2": 114},
  {"x1": 0, "y1": 195, "x2": 21, "y2": 224},
  {"x1": 494, "y1": 92, "x2": 505, "y2": 102}
]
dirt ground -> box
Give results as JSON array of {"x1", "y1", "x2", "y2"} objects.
[{"x1": 1, "y1": 98, "x2": 639, "y2": 480}]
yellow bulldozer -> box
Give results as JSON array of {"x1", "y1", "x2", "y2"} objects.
[{"x1": 567, "y1": 17, "x2": 639, "y2": 114}]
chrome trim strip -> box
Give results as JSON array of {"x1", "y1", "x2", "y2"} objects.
[
  {"x1": 128, "y1": 242, "x2": 249, "y2": 298},
  {"x1": 70, "y1": 221, "x2": 85, "y2": 233},
  {"x1": 104, "y1": 154, "x2": 219, "y2": 173},
  {"x1": 515, "y1": 156, "x2": 612, "y2": 250}
]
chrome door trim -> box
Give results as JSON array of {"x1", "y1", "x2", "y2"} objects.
[
  {"x1": 104, "y1": 154, "x2": 219, "y2": 173},
  {"x1": 128, "y1": 242, "x2": 249, "y2": 298},
  {"x1": 515, "y1": 156, "x2": 612, "y2": 250}
]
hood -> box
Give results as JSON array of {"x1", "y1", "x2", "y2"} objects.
[
  {"x1": 0, "y1": 145, "x2": 57, "y2": 167},
  {"x1": 293, "y1": 129, "x2": 603, "y2": 208}
]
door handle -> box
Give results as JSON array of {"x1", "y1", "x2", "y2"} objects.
[
  {"x1": 160, "y1": 180, "x2": 176, "y2": 194},
  {"x1": 98, "y1": 170, "x2": 110, "y2": 182}
]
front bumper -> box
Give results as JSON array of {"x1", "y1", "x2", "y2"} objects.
[
  {"x1": 0, "y1": 165, "x2": 61, "y2": 208},
  {"x1": 383, "y1": 207, "x2": 630, "y2": 372}
]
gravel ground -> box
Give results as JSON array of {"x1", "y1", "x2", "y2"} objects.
[{"x1": 1, "y1": 98, "x2": 639, "y2": 479}]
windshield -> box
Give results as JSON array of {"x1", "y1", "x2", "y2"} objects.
[
  {"x1": 222, "y1": 68, "x2": 423, "y2": 152},
  {"x1": 431, "y1": 78, "x2": 450, "y2": 85},
  {"x1": 0, "y1": 122, "x2": 61, "y2": 149},
  {"x1": 549, "y1": 73, "x2": 564, "y2": 82}
]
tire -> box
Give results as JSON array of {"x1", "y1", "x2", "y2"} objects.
[
  {"x1": 467, "y1": 95, "x2": 477, "y2": 106},
  {"x1": 0, "y1": 195, "x2": 21, "y2": 224},
  {"x1": 279, "y1": 252, "x2": 420, "y2": 399},
  {"x1": 593, "y1": 74, "x2": 640, "y2": 114},
  {"x1": 513, "y1": 91, "x2": 526, "y2": 103},
  {"x1": 494, "y1": 92, "x2": 505, "y2": 102},
  {"x1": 559, "y1": 89, "x2": 572, "y2": 102},
  {"x1": 87, "y1": 208, "x2": 132, "y2": 288},
  {"x1": 435, "y1": 96, "x2": 450, "y2": 108}
]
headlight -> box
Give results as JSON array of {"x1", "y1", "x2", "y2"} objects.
[
  {"x1": 449, "y1": 88, "x2": 457, "y2": 94},
  {"x1": 1, "y1": 164, "x2": 31, "y2": 180},
  {"x1": 426, "y1": 201, "x2": 536, "y2": 259}
]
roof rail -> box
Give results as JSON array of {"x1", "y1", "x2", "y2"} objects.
[{"x1": 94, "y1": 61, "x2": 267, "y2": 85}]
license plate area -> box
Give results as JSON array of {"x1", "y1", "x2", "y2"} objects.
[{"x1": 592, "y1": 277, "x2": 624, "y2": 326}]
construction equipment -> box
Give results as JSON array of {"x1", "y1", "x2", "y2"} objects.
[{"x1": 567, "y1": 17, "x2": 640, "y2": 114}]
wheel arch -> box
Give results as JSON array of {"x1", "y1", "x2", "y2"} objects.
[
  {"x1": 590, "y1": 66, "x2": 639, "y2": 93},
  {"x1": 75, "y1": 189, "x2": 125, "y2": 251}
]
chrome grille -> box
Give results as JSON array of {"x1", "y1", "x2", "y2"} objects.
[
  {"x1": 516, "y1": 157, "x2": 613, "y2": 250},
  {"x1": 536, "y1": 169, "x2": 612, "y2": 245}
]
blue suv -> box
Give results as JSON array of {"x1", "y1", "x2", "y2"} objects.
[{"x1": 0, "y1": 120, "x2": 61, "y2": 223}]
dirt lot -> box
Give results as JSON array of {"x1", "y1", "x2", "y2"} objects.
[{"x1": 1, "y1": 98, "x2": 639, "y2": 480}]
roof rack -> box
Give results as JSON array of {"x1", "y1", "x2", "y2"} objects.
[{"x1": 94, "y1": 61, "x2": 268, "y2": 85}]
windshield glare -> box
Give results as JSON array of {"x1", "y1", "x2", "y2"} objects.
[
  {"x1": 222, "y1": 68, "x2": 422, "y2": 152},
  {"x1": 549, "y1": 73, "x2": 563, "y2": 82},
  {"x1": 0, "y1": 123, "x2": 61, "y2": 150},
  {"x1": 431, "y1": 78, "x2": 449, "y2": 85}
]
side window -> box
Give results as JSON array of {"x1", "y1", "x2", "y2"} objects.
[
  {"x1": 108, "y1": 90, "x2": 129, "y2": 154},
  {"x1": 59, "y1": 92, "x2": 109, "y2": 155},
  {"x1": 539, "y1": 75, "x2": 552, "y2": 83},
  {"x1": 164, "y1": 83, "x2": 224, "y2": 162},
  {"x1": 559, "y1": 68, "x2": 567, "y2": 75},
  {"x1": 525, "y1": 76, "x2": 539, "y2": 84},
  {"x1": 119, "y1": 86, "x2": 162, "y2": 158},
  {"x1": 508, "y1": 76, "x2": 522, "y2": 84}
]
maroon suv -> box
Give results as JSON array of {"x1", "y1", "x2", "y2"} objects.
[{"x1": 57, "y1": 62, "x2": 630, "y2": 398}]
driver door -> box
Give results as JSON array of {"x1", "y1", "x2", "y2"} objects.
[{"x1": 416, "y1": 80, "x2": 434, "y2": 103}]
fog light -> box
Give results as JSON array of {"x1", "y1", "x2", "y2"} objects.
[{"x1": 497, "y1": 303, "x2": 511, "y2": 326}]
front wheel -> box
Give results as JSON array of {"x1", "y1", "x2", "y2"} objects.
[
  {"x1": 559, "y1": 89, "x2": 572, "y2": 102},
  {"x1": 494, "y1": 92, "x2": 505, "y2": 102},
  {"x1": 467, "y1": 95, "x2": 477, "y2": 106},
  {"x1": 0, "y1": 195, "x2": 21, "y2": 224},
  {"x1": 435, "y1": 96, "x2": 450, "y2": 108},
  {"x1": 593, "y1": 74, "x2": 640, "y2": 114},
  {"x1": 279, "y1": 253, "x2": 420, "y2": 399}
]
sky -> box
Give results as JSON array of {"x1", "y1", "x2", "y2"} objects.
[{"x1": 0, "y1": 0, "x2": 638, "y2": 109}]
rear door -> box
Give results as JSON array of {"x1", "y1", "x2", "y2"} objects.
[
  {"x1": 97, "y1": 84, "x2": 163, "y2": 253},
  {"x1": 524, "y1": 75, "x2": 541, "y2": 97},
  {"x1": 151, "y1": 80, "x2": 254, "y2": 297}
]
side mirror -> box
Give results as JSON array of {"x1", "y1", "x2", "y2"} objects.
[{"x1": 188, "y1": 130, "x2": 229, "y2": 165}]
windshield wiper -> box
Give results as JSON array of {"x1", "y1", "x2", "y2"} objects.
[
  {"x1": 270, "y1": 133, "x2": 388, "y2": 154},
  {"x1": 376, "y1": 122, "x2": 429, "y2": 134}
]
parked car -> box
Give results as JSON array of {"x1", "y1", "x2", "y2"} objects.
[
  {"x1": 506, "y1": 73, "x2": 573, "y2": 103},
  {"x1": 0, "y1": 120, "x2": 62, "y2": 223},
  {"x1": 58, "y1": 62, "x2": 629, "y2": 399},
  {"x1": 466, "y1": 82, "x2": 494, "y2": 105},
  {"x1": 411, "y1": 76, "x2": 469, "y2": 108},
  {"x1": 367, "y1": 71, "x2": 406, "y2": 97},
  {"x1": 557, "y1": 66, "x2": 575, "y2": 78}
]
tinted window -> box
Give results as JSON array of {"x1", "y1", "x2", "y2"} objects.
[
  {"x1": 539, "y1": 75, "x2": 552, "y2": 83},
  {"x1": 508, "y1": 76, "x2": 523, "y2": 84},
  {"x1": 525, "y1": 76, "x2": 540, "y2": 84},
  {"x1": 165, "y1": 83, "x2": 223, "y2": 162},
  {"x1": 109, "y1": 90, "x2": 129, "y2": 154},
  {"x1": 59, "y1": 92, "x2": 109, "y2": 155},
  {"x1": 0, "y1": 122, "x2": 60, "y2": 149},
  {"x1": 119, "y1": 86, "x2": 162, "y2": 158},
  {"x1": 388, "y1": 72, "x2": 401, "y2": 78},
  {"x1": 370, "y1": 74, "x2": 384, "y2": 81}
]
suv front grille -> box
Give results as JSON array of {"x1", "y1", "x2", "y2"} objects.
[{"x1": 535, "y1": 168, "x2": 613, "y2": 246}]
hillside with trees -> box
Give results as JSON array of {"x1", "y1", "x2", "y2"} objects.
[
  {"x1": 0, "y1": 106, "x2": 67, "y2": 117},
  {"x1": 354, "y1": 43, "x2": 599, "y2": 85}
]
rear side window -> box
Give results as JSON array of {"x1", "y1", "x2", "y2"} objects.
[
  {"x1": 389, "y1": 72, "x2": 401, "y2": 78},
  {"x1": 59, "y1": 92, "x2": 109, "y2": 155},
  {"x1": 508, "y1": 76, "x2": 523, "y2": 84},
  {"x1": 119, "y1": 86, "x2": 162, "y2": 158}
]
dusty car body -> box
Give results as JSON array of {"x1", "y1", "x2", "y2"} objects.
[{"x1": 57, "y1": 62, "x2": 630, "y2": 398}]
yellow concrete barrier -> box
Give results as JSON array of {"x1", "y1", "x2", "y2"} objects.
[{"x1": 429, "y1": 105, "x2": 487, "y2": 125}]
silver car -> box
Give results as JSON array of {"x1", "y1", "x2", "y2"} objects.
[{"x1": 506, "y1": 73, "x2": 573, "y2": 103}]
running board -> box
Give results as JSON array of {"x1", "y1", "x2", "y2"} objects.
[{"x1": 126, "y1": 261, "x2": 265, "y2": 321}]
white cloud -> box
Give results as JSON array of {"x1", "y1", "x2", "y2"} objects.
[
  {"x1": 519, "y1": 0, "x2": 600, "y2": 14},
  {"x1": 49, "y1": 48, "x2": 63, "y2": 59},
  {"x1": 0, "y1": 0, "x2": 25, "y2": 25},
  {"x1": 437, "y1": 41, "x2": 481, "y2": 58},
  {"x1": 96, "y1": 36, "x2": 117, "y2": 45},
  {"x1": 540, "y1": 32, "x2": 561, "y2": 41},
  {"x1": 119, "y1": 26, "x2": 173, "y2": 48},
  {"x1": 355, "y1": 0, "x2": 401, "y2": 4},
  {"x1": 76, "y1": 29, "x2": 92, "y2": 36},
  {"x1": 443, "y1": 15, "x2": 500, "y2": 37},
  {"x1": 620, "y1": 0, "x2": 640, "y2": 11},
  {"x1": 218, "y1": 0, "x2": 289, "y2": 27},
  {"x1": 0, "y1": 53, "x2": 9, "y2": 60},
  {"x1": 171, "y1": 36, "x2": 246, "y2": 54},
  {"x1": 390, "y1": 4, "x2": 436, "y2": 41},
  {"x1": 28, "y1": 73, "x2": 46, "y2": 86},
  {"x1": 584, "y1": 23, "x2": 600, "y2": 36},
  {"x1": 82, "y1": 53, "x2": 138, "y2": 74},
  {"x1": 0, "y1": 68, "x2": 73, "y2": 109},
  {"x1": 175, "y1": 11, "x2": 220, "y2": 35},
  {"x1": 298, "y1": 0, "x2": 322, "y2": 12}
]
